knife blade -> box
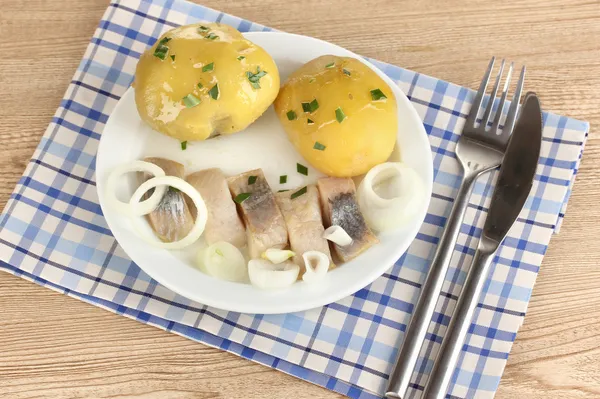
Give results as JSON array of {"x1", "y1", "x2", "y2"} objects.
[{"x1": 421, "y1": 92, "x2": 543, "y2": 399}]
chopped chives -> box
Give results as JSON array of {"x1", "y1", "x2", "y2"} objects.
[
  {"x1": 197, "y1": 82, "x2": 203, "y2": 89},
  {"x1": 153, "y1": 37, "x2": 171, "y2": 60},
  {"x1": 198, "y1": 25, "x2": 209, "y2": 32},
  {"x1": 246, "y1": 67, "x2": 267, "y2": 89},
  {"x1": 278, "y1": 189, "x2": 290, "y2": 193},
  {"x1": 182, "y1": 94, "x2": 201, "y2": 108},
  {"x1": 307, "y1": 118, "x2": 314, "y2": 125},
  {"x1": 248, "y1": 175, "x2": 257, "y2": 185},
  {"x1": 370, "y1": 88, "x2": 387, "y2": 101},
  {"x1": 301, "y1": 98, "x2": 319, "y2": 113},
  {"x1": 279, "y1": 175, "x2": 287, "y2": 184},
  {"x1": 158, "y1": 37, "x2": 171, "y2": 46},
  {"x1": 170, "y1": 55, "x2": 176, "y2": 61},
  {"x1": 297, "y1": 163, "x2": 308, "y2": 176},
  {"x1": 181, "y1": 141, "x2": 188, "y2": 150},
  {"x1": 335, "y1": 107, "x2": 346, "y2": 123},
  {"x1": 202, "y1": 62, "x2": 214, "y2": 72},
  {"x1": 313, "y1": 142, "x2": 326, "y2": 151},
  {"x1": 343, "y1": 68, "x2": 351, "y2": 76},
  {"x1": 206, "y1": 33, "x2": 219, "y2": 40},
  {"x1": 215, "y1": 248, "x2": 224, "y2": 256},
  {"x1": 234, "y1": 193, "x2": 251, "y2": 203},
  {"x1": 208, "y1": 84, "x2": 219, "y2": 100},
  {"x1": 237, "y1": 55, "x2": 245, "y2": 61},
  {"x1": 286, "y1": 110, "x2": 297, "y2": 121},
  {"x1": 325, "y1": 62, "x2": 335, "y2": 68},
  {"x1": 291, "y1": 186, "x2": 308, "y2": 199},
  {"x1": 169, "y1": 186, "x2": 180, "y2": 193},
  {"x1": 309, "y1": 78, "x2": 316, "y2": 83}
]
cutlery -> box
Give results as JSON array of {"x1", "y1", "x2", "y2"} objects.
[
  {"x1": 422, "y1": 92, "x2": 543, "y2": 398},
  {"x1": 386, "y1": 57, "x2": 526, "y2": 399}
]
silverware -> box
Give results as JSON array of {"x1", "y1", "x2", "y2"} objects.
[
  {"x1": 422, "y1": 92, "x2": 543, "y2": 398},
  {"x1": 385, "y1": 57, "x2": 526, "y2": 399}
]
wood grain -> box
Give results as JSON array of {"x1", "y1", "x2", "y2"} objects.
[{"x1": 1, "y1": 0, "x2": 599, "y2": 398}]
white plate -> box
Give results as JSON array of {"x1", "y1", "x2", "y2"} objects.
[{"x1": 96, "y1": 31, "x2": 433, "y2": 314}]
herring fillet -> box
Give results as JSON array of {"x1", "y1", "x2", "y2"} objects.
[
  {"x1": 186, "y1": 168, "x2": 246, "y2": 248},
  {"x1": 227, "y1": 169, "x2": 288, "y2": 258},
  {"x1": 139, "y1": 157, "x2": 194, "y2": 243},
  {"x1": 317, "y1": 177, "x2": 379, "y2": 262},
  {"x1": 275, "y1": 185, "x2": 333, "y2": 272}
]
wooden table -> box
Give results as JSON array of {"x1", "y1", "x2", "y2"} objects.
[{"x1": 1, "y1": 0, "x2": 599, "y2": 397}]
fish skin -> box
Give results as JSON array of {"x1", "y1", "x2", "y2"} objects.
[
  {"x1": 186, "y1": 168, "x2": 246, "y2": 248},
  {"x1": 140, "y1": 157, "x2": 194, "y2": 243},
  {"x1": 228, "y1": 169, "x2": 288, "y2": 259},
  {"x1": 275, "y1": 185, "x2": 333, "y2": 273},
  {"x1": 317, "y1": 177, "x2": 379, "y2": 262}
]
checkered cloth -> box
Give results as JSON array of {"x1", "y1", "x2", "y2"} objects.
[{"x1": 0, "y1": 0, "x2": 588, "y2": 398}]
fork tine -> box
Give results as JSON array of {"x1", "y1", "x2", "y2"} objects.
[
  {"x1": 481, "y1": 59, "x2": 505, "y2": 130},
  {"x1": 465, "y1": 57, "x2": 495, "y2": 128},
  {"x1": 490, "y1": 62, "x2": 514, "y2": 134},
  {"x1": 501, "y1": 65, "x2": 526, "y2": 138}
]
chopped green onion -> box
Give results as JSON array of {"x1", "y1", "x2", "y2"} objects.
[
  {"x1": 237, "y1": 55, "x2": 245, "y2": 61},
  {"x1": 169, "y1": 186, "x2": 180, "y2": 193},
  {"x1": 170, "y1": 55, "x2": 176, "y2": 61},
  {"x1": 335, "y1": 107, "x2": 346, "y2": 123},
  {"x1": 206, "y1": 33, "x2": 219, "y2": 40},
  {"x1": 309, "y1": 78, "x2": 316, "y2": 83},
  {"x1": 246, "y1": 67, "x2": 267, "y2": 89},
  {"x1": 325, "y1": 62, "x2": 335, "y2": 68},
  {"x1": 301, "y1": 98, "x2": 319, "y2": 113},
  {"x1": 180, "y1": 141, "x2": 188, "y2": 150},
  {"x1": 291, "y1": 186, "x2": 308, "y2": 199},
  {"x1": 208, "y1": 84, "x2": 219, "y2": 100},
  {"x1": 234, "y1": 193, "x2": 251, "y2": 204},
  {"x1": 307, "y1": 119, "x2": 314, "y2": 125},
  {"x1": 297, "y1": 163, "x2": 308, "y2": 176},
  {"x1": 313, "y1": 142, "x2": 326, "y2": 151},
  {"x1": 197, "y1": 82, "x2": 203, "y2": 89},
  {"x1": 182, "y1": 94, "x2": 201, "y2": 108},
  {"x1": 370, "y1": 88, "x2": 387, "y2": 101},
  {"x1": 248, "y1": 175, "x2": 257, "y2": 185},
  {"x1": 278, "y1": 189, "x2": 290, "y2": 193},
  {"x1": 279, "y1": 175, "x2": 287, "y2": 184},
  {"x1": 198, "y1": 25, "x2": 209, "y2": 32},
  {"x1": 286, "y1": 110, "x2": 297, "y2": 121},
  {"x1": 153, "y1": 46, "x2": 168, "y2": 60},
  {"x1": 158, "y1": 37, "x2": 171, "y2": 46},
  {"x1": 202, "y1": 62, "x2": 214, "y2": 72},
  {"x1": 343, "y1": 69, "x2": 351, "y2": 76},
  {"x1": 215, "y1": 248, "x2": 224, "y2": 256}
]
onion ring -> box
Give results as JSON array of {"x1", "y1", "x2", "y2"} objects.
[
  {"x1": 322, "y1": 225, "x2": 353, "y2": 246},
  {"x1": 248, "y1": 259, "x2": 299, "y2": 290},
  {"x1": 129, "y1": 175, "x2": 208, "y2": 249},
  {"x1": 302, "y1": 251, "x2": 330, "y2": 284},
  {"x1": 262, "y1": 248, "x2": 295, "y2": 264}
]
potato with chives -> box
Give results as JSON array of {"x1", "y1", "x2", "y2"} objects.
[
  {"x1": 134, "y1": 22, "x2": 280, "y2": 142},
  {"x1": 274, "y1": 55, "x2": 397, "y2": 177}
]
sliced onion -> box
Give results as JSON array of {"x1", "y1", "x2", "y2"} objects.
[
  {"x1": 106, "y1": 161, "x2": 167, "y2": 216},
  {"x1": 129, "y1": 176, "x2": 208, "y2": 249},
  {"x1": 357, "y1": 162, "x2": 424, "y2": 232},
  {"x1": 199, "y1": 241, "x2": 248, "y2": 282},
  {"x1": 323, "y1": 225, "x2": 353, "y2": 246},
  {"x1": 302, "y1": 251, "x2": 330, "y2": 284},
  {"x1": 248, "y1": 259, "x2": 299, "y2": 290},
  {"x1": 262, "y1": 248, "x2": 295, "y2": 264}
]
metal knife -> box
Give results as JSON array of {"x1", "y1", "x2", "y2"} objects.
[{"x1": 421, "y1": 92, "x2": 543, "y2": 399}]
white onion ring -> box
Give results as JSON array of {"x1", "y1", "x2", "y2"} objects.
[
  {"x1": 199, "y1": 241, "x2": 248, "y2": 282},
  {"x1": 129, "y1": 176, "x2": 208, "y2": 249},
  {"x1": 322, "y1": 226, "x2": 353, "y2": 246},
  {"x1": 357, "y1": 162, "x2": 424, "y2": 232},
  {"x1": 262, "y1": 248, "x2": 295, "y2": 264},
  {"x1": 248, "y1": 259, "x2": 299, "y2": 290},
  {"x1": 302, "y1": 251, "x2": 330, "y2": 284},
  {"x1": 106, "y1": 161, "x2": 167, "y2": 216}
]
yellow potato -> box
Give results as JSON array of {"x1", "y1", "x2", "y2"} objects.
[
  {"x1": 134, "y1": 23, "x2": 280, "y2": 142},
  {"x1": 274, "y1": 55, "x2": 397, "y2": 177}
]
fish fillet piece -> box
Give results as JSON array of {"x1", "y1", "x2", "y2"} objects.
[
  {"x1": 317, "y1": 177, "x2": 379, "y2": 262},
  {"x1": 139, "y1": 157, "x2": 194, "y2": 243},
  {"x1": 275, "y1": 185, "x2": 333, "y2": 272},
  {"x1": 228, "y1": 169, "x2": 288, "y2": 258},
  {"x1": 186, "y1": 168, "x2": 246, "y2": 248}
]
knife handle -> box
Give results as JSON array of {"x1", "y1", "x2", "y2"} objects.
[
  {"x1": 421, "y1": 236, "x2": 498, "y2": 399},
  {"x1": 386, "y1": 169, "x2": 478, "y2": 399}
]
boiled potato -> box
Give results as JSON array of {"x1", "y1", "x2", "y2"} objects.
[
  {"x1": 134, "y1": 23, "x2": 280, "y2": 142},
  {"x1": 274, "y1": 55, "x2": 397, "y2": 177}
]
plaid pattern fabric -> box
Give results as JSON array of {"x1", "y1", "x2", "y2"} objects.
[{"x1": 0, "y1": 0, "x2": 589, "y2": 398}]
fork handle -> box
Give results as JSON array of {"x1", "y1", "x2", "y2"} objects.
[{"x1": 385, "y1": 168, "x2": 477, "y2": 399}]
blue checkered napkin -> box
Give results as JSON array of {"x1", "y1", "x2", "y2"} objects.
[{"x1": 0, "y1": 0, "x2": 589, "y2": 398}]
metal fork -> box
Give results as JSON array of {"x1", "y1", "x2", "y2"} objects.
[{"x1": 385, "y1": 57, "x2": 525, "y2": 399}]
